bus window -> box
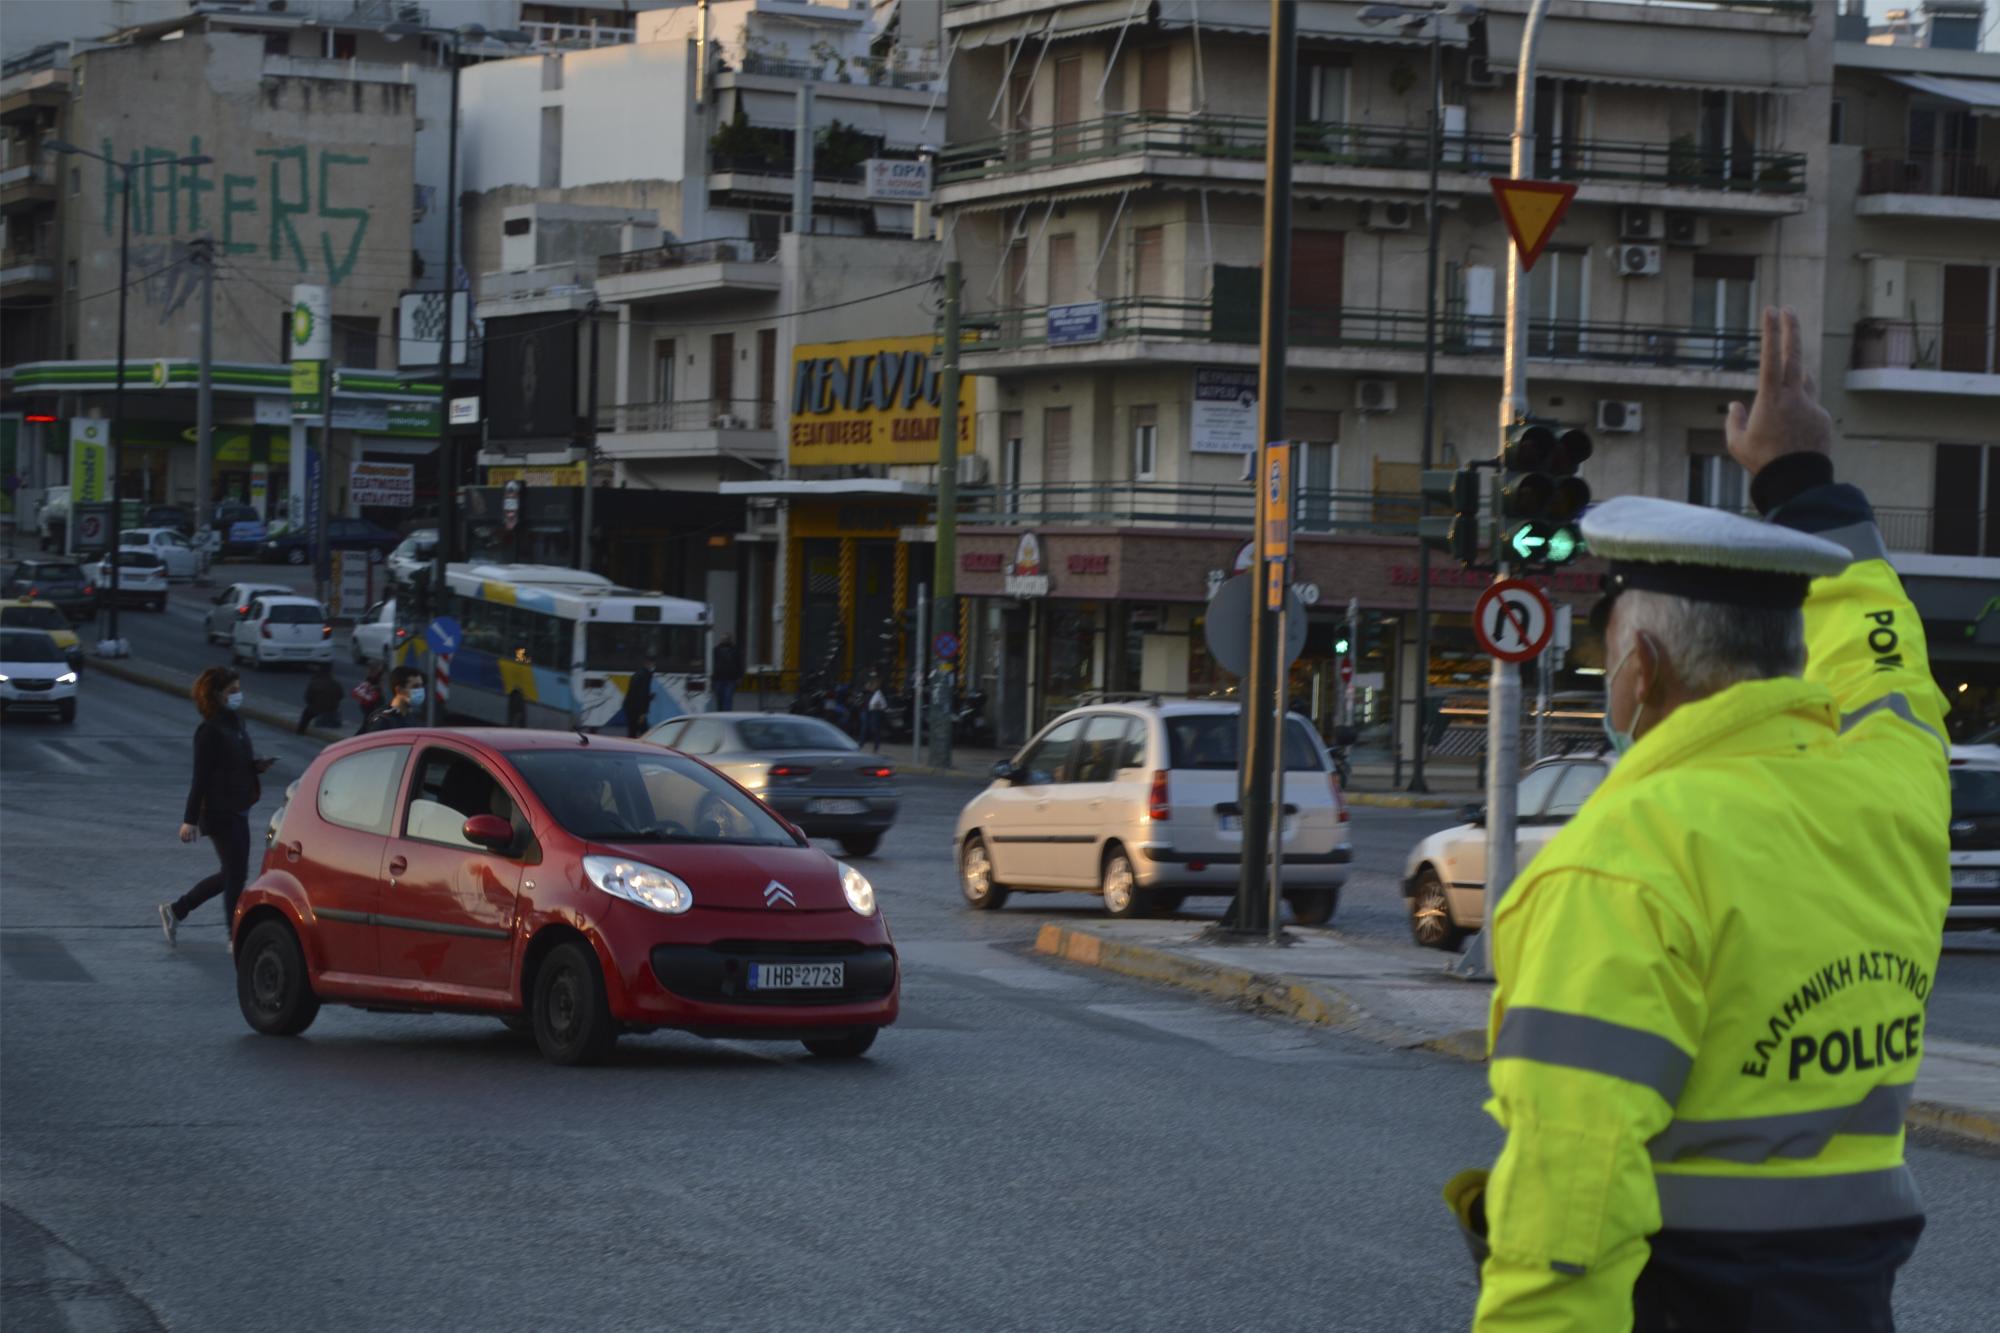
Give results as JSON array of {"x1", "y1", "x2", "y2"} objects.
[{"x1": 586, "y1": 623, "x2": 704, "y2": 674}]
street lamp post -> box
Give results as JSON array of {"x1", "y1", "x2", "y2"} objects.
[{"x1": 45, "y1": 140, "x2": 211, "y2": 658}]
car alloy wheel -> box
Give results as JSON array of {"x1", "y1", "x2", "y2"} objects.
[
  {"x1": 960, "y1": 836, "x2": 1007, "y2": 910},
  {"x1": 1101, "y1": 849, "x2": 1141, "y2": 918}
]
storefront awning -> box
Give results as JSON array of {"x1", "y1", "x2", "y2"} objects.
[
  {"x1": 719, "y1": 479, "x2": 933, "y2": 498},
  {"x1": 1485, "y1": 8, "x2": 1810, "y2": 92},
  {"x1": 953, "y1": 0, "x2": 1138, "y2": 48},
  {"x1": 1155, "y1": 0, "x2": 1446, "y2": 47},
  {"x1": 1886, "y1": 72, "x2": 2000, "y2": 118}
]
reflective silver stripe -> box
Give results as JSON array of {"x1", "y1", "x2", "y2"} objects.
[
  {"x1": 1649, "y1": 1083, "x2": 1913, "y2": 1164},
  {"x1": 1810, "y1": 519, "x2": 1888, "y2": 563},
  {"x1": 1491, "y1": 1007, "x2": 1693, "y2": 1104},
  {"x1": 1840, "y1": 692, "x2": 1948, "y2": 759},
  {"x1": 1656, "y1": 1166, "x2": 1922, "y2": 1232}
]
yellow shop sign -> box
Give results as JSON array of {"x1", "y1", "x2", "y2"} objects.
[{"x1": 788, "y1": 335, "x2": 974, "y2": 466}]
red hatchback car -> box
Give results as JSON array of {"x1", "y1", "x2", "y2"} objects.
[{"x1": 232, "y1": 729, "x2": 898, "y2": 1065}]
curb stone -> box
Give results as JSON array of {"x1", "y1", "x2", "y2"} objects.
[
  {"x1": 1033, "y1": 922, "x2": 2000, "y2": 1151},
  {"x1": 1345, "y1": 792, "x2": 1465, "y2": 810}
]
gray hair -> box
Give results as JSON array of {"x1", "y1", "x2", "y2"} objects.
[{"x1": 1608, "y1": 588, "x2": 1805, "y2": 697}]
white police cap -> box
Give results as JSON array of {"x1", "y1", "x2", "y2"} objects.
[{"x1": 1580, "y1": 495, "x2": 1850, "y2": 625}]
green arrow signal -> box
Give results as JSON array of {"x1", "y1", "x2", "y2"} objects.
[{"x1": 1508, "y1": 524, "x2": 1546, "y2": 560}]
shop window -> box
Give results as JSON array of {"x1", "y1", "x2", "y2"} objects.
[{"x1": 1132, "y1": 405, "x2": 1158, "y2": 481}]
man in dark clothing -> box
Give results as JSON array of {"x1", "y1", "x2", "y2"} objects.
[
  {"x1": 364, "y1": 666, "x2": 424, "y2": 732},
  {"x1": 624, "y1": 656, "x2": 656, "y2": 738},
  {"x1": 711, "y1": 632, "x2": 742, "y2": 712},
  {"x1": 299, "y1": 663, "x2": 344, "y2": 733}
]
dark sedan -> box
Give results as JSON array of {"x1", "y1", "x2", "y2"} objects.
[
  {"x1": 258, "y1": 517, "x2": 403, "y2": 566},
  {"x1": 3, "y1": 558, "x2": 99, "y2": 622},
  {"x1": 642, "y1": 712, "x2": 899, "y2": 858}
]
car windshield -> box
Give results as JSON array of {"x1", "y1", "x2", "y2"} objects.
[
  {"x1": 1, "y1": 606, "x2": 67, "y2": 631},
  {"x1": 1952, "y1": 768, "x2": 2000, "y2": 817},
  {"x1": 0, "y1": 631, "x2": 64, "y2": 663},
  {"x1": 1165, "y1": 714, "x2": 1324, "y2": 771},
  {"x1": 506, "y1": 748, "x2": 800, "y2": 846},
  {"x1": 267, "y1": 603, "x2": 323, "y2": 624},
  {"x1": 735, "y1": 717, "x2": 857, "y2": 752}
]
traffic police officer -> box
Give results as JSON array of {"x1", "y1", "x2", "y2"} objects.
[{"x1": 1458, "y1": 308, "x2": 1951, "y2": 1331}]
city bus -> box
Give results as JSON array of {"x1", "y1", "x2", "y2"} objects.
[{"x1": 405, "y1": 563, "x2": 712, "y2": 731}]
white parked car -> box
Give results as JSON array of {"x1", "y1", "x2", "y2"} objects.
[
  {"x1": 350, "y1": 597, "x2": 405, "y2": 664},
  {"x1": 231, "y1": 594, "x2": 332, "y2": 669},
  {"x1": 118, "y1": 527, "x2": 199, "y2": 579},
  {"x1": 93, "y1": 551, "x2": 170, "y2": 610},
  {"x1": 205, "y1": 581, "x2": 295, "y2": 644},
  {"x1": 0, "y1": 628, "x2": 79, "y2": 723},
  {"x1": 1948, "y1": 752, "x2": 2000, "y2": 930},
  {"x1": 386, "y1": 530, "x2": 437, "y2": 591},
  {"x1": 1401, "y1": 752, "x2": 1617, "y2": 950},
  {"x1": 954, "y1": 701, "x2": 1351, "y2": 922}
]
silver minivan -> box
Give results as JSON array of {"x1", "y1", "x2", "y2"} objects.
[{"x1": 954, "y1": 701, "x2": 1351, "y2": 921}]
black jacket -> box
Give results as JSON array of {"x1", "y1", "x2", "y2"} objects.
[
  {"x1": 183, "y1": 712, "x2": 260, "y2": 828},
  {"x1": 624, "y1": 669, "x2": 654, "y2": 716},
  {"x1": 364, "y1": 704, "x2": 414, "y2": 733},
  {"x1": 711, "y1": 640, "x2": 742, "y2": 683},
  {"x1": 304, "y1": 672, "x2": 344, "y2": 715}
]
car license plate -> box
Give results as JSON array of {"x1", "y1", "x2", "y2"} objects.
[
  {"x1": 1954, "y1": 869, "x2": 2000, "y2": 889},
  {"x1": 1218, "y1": 814, "x2": 1291, "y2": 834},
  {"x1": 805, "y1": 798, "x2": 867, "y2": 815},
  {"x1": 748, "y1": 961, "x2": 844, "y2": 991}
]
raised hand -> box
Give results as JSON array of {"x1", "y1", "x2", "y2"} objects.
[{"x1": 1725, "y1": 306, "x2": 1832, "y2": 478}]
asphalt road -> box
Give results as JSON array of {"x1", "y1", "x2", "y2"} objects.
[{"x1": 4, "y1": 671, "x2": 1999, "y2": 1332}]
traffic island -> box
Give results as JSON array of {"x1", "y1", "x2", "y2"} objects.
[{"x1": 1033, "y1": 920, "x2": 2000, "y2": 1150}]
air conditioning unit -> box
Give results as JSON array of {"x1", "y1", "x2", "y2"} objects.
[
  {"x1": 1362, "y1": 201, "x2": 1414, "y2": 232},
  {"x1": 1616, "y1": 243, "x2": 1663, "y2": 277},
  {"x1": 957, "y1": 453, "x2": 991, "y2": 486},
  {"x1": 1619, "y1": 207, "x2": 1662, "y2": 241},
  {"x1": 1665, "y1": 212, "x2": 1709, "y2": 247},
  {"x1": 1596, "y1": 400, "x2": 1643, "y2": 433},
  {"x1": 1355, "y1": 379, "x2": 1398, "y2": 414},
  {"x1": 713, "y1": 413, "x2": 747, "y2": 428}
]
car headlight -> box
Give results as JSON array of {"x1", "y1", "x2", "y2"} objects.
[
  {"x1": 56, "y1": 671, "x2": 78, "y2": 685},
  {"x1": 582, "y1": 854, "x2": 693, "y2": 915},
  {"x1": 837, "y1": 861, "x2": 877, "y2": 917},
  {"x1": 0, "y1": 674, "x2": 8, "y2": 683}
]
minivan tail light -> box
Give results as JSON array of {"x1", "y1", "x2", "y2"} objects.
[
  {"x1": 1148, "y1": 769, "x2": 1170, "y2": 821},
  {"x1": 1331, "y1": 773, "x2": 1348, "y2": 823}
]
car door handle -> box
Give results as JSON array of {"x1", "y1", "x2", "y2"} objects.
[{"x1": 387, "y1": 855, "x2": 407, "y2": 876}]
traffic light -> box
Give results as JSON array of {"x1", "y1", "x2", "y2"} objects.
[
  {"x1": 1418, "y1": 467, "x2": 1483, "y2": 567},
  {"x1": 1333, "y1": 633, "x2": 1350, "y2": 656},
  {"x1": 1498, "y1": 422, "x2": 1592, "y2": 568}
]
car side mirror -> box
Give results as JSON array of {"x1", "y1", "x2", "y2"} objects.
[
  {"x1": 991, "y1": 759, "x2": 1019, "y2": 783},
  {"x1": 462, "y1": 814, "x2": 514, "y2": 850},
  {"x1": 1459, "y1": 802, "x2": 1486, "y2": 826}
]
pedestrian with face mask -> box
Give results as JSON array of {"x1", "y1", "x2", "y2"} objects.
[
  {"x1": 158, "y1": 666, "x2": 273, "y2": 945},
  {"x1": 363, "y1": 665, "x2": 424, "y2": 732},
  {"x1": 1450, "y1": 309, "x2": 1951, "y2": 1332}
]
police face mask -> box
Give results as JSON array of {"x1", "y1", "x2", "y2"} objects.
[{"x1": 1601, "y1": 645, "x2": 1644, "y2": 756}]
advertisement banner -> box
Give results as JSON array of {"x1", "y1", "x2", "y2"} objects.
[
  {"x1": 1191, "y1": 367, "x2": 1259, "y2": 454},
  {"x1": 350, "y1": 460, "x2": 415, "y2": 507},
  {"x1": 864, "y1": 158, "x2": 933, "y2": 201},
  {"x1": 397, "y1": 290, "x2": 472, "y2": 369},
  {"x1": 69, "y1": 419, "x2": 108, "y2": 503},
  {"x1": 484, "y1": 312, "x2": 578, "y2": 441},
  {"x1": 291, "y1": 360, "x2": 325, "y2": 417},
  {"x1": 290, "y1": 284, "x2": 332, "y2": 362},
  {"x1": 789, "y1": 335, "x2": 976, "y2": 467},
  {"x1": 330, "y1": 549, "x2": 373, "y2": 620},
  {"x1": 304, "y1": 447, "x2": 321, "y2": 559},
  {"x1": 486, "y1": 462, "x2": 584, "y2": 487}
]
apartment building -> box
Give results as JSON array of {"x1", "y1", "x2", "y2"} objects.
[
  {"x1": 933, "y1": 0, "x2": 1835, "y2": 748},
  {"x1": 1822, "y1": 6, "x2": 2000, "y2": 740}
]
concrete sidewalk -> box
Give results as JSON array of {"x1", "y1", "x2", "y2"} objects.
[{"x1": 1033, "y1": 919, "x2": 2000, "y2": 1148}]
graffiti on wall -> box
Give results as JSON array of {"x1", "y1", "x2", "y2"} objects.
[{"x1": 97, "y1": 139, "x2": 374, "y2": 286}]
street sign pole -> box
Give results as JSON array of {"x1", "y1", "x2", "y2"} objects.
[{"x1": 1461, "y1": 0, "x2": 1553, "y2": 980}]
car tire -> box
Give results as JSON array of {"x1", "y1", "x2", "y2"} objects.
[
  {"x1": 839, "y1": 833, "x2": 882, "y2": 858},
  {"x1": 1100, "y1": 846, "x2": 1144, "y2": 919},
  {"x1": 802, "y1": 1029, "x2": 877, "y2": 1060},
  {"x1": 286, "y1": 548, "x2": 307, "y2": 566},
  {"x1": 532, "y1": 940, "x2": 617, "y2": 1066},
  {"x1": 236, "y1": 918, "x2": 321, "y2": 1037},
  {"x1": 959, "y1": 835, "x2": 1008, "y2": 911},
  {"x1": 57, "y1": 700, "x2": 76, "y2": 725},
  {"x1": 1410, "y1": 867, "x2": 1465, "y2": 951},
  {"x1": 1286, "y1": 889, "x2": 1339, "y2": 927}
]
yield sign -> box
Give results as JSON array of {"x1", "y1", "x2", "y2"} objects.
[{"x1": 1489, "y1": 178, "x2": 1579, "y2": 273}]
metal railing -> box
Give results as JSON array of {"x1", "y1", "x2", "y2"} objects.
[
  {"x1": 958, "y1": 482, "x2": 1419, "y2": 536},
  {"x1": 938, "y1": 111, "x2": 1804, "y2": 193},
  {"x1": 965, "y1": 296, "x2": 1762, "y2": 369},
  {"x1": 598, "y1": 236, "x2": 779, "y2": 278},
  {"x1": 0, "y1": 161, "x2": 56, "y2": 187},
  {"x1": 519, "y1": 20, "x2": 636, "y2": 49},
  {"x1": 1860, "y1": 150, "x2": 2000, "y2": 200},
  {"x1": 601, "y1": 398, "x2": 778, "y2": 432},
  {"x1": 731, "y1": 51, "x2": 942, "y2": 89},
  {"x1": 479, "y1": 262, "x2": 593, "y2": 301},
  {"x1": 1850, "y1": 319, "x2": 1998, "y2": 376},
  {"x1": 707, "y1": 151, "x2": 880, "y2": 184}
]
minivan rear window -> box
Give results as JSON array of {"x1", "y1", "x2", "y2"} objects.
[
  {"x1": 267, "y1": 603, "x2": 324, "y2": 624},
  {"x1": 1166, "y1": 715, "x2": 1324, "y2": 771}
]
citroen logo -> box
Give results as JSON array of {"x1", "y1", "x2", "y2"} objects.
[{"x1": 763, "y1": 880, "x2": 796, "y2": 908}]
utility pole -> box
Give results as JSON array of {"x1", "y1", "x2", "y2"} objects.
[
  {"x1": 429, "y1": 33, "x2": 463, "y2": 727},
  {"x1": 1225, "y1": 0, "x2": 1297, "y2": 937},
  {"x1": 193, "y1": 234, "x2": 216, "y2": 586},
  {"x1": 927, "y1": 261, "x2": 961, "y2": 768},
  {"x1": 580, "y1": 299, "x2": 600, "y2": 574},
  {"x1": 1411, "y1": 11, "x2": 1444, "y2": 793},
  {"x1": 1460, "y1": 0, "x2": 1552, "y2": 979}
]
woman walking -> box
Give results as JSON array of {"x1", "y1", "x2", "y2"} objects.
[{"x1": 158, "y1": 666, "x2": 271, "y2": 946}]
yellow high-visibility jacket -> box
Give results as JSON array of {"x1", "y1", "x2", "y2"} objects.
[{"x1": 1475, "y1": 471, "x2": 1951, "y2": 1331}]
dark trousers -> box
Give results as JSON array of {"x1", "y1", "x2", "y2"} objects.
[
  {"x1": 170, "y1": 811, "x2": 252, "y2": 927},
  {"x1": 1635, "y1": 1219, "x2": 1923, "y2": 1332},
  {"x1": 298, "y1": 705, "x2": 339, "y2": 734},
  {"x1": 860, "y1": 709, "x2": 881, "y2": 750},
  {"x1": 714, "y1": 679, "x2": 737, "y2": 711}
]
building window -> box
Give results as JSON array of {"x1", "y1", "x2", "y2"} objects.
[
  {"x1": 69, "y1": 166, "x2": 80, "y2": 196},
  {"x1": 1693, "y1": 254, "x2": 1757, "y2": 369},
  {"x1": 1000, "y1": 411, "x2": 1023, "y2": 511},
  {"x1": 331, "y1": 32, "x2": 358, "y2": 60},
  {"x1": 1138, "y1": 48, "x2": 1171, "y2": 114},
  {"x1": 653, "y1": 340, "x2": 675, "y2": 404},
  {"x1": 65, "y1": 259, "x2": 77, "y2": 290},
  {"x1": 1933, "y1": 443, "x2": 2000, "y2": 557},
  {"x1": 1700, "y1": 90, "x2": 1759, "y2": 183},
  {"x1": 1285, "y1": 409, "x2": 1340, "y2": 528},
  {"x1": 263, "y1": 32, "x2": 289, "y2": 57},
  {"x1": 1132, "y1": 225, "x2": 1165, "y2": 299},
  {"x1": 539, "y1": 106, "x2": 563, "y2": 188},
  {"x1": 1046, "y1": 234, "x2": 1078, "y2": 306},
  {"x1": 542, "y1": 56, "x2": 563, "y2": 92},
  {"x1": 1829, "y1": 98, "x2": 1846, "y2": 145},
  {"x1": 1527, "y1": 248, "x2": 1587, "y2": 356},
  {"x1": 1297, "y1": 58, "x2": 1350, "y2": 124},
  {"x1": 748, "y1": 212, "x2": 782, "y2": 258},
  {"x1": 340, "y1": 316, "x2": 378, "y2": 370},
  {"x1": 1534, "y1": 79, "x2": 1588, "y2": 177},
  {"x1": 1044, "y1": 407, "x2": 1072, "y2": 485},
  {"x1": 1687, "y1": 432, "x2": 1745, "y2": 512},
  {"x1": 1132, "y1": 405, "x2": 1158, "y2": 481},
  {"x1": 1940, "y1": 264, "x2": 1997, "y2": 375}
]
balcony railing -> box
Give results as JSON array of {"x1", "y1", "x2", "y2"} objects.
[
  {"x1": 731, "y1": 51, "x2": 942, "y2": 89},
  {"x1": 601, "y1": 398, "x2": 778, "y2": 433},
  {"x1": 707, "y1": 152, "x2": 877, "y2": 185},
  {"x1": 1851, "y1": 319, "x2": 1997, "y2": 376},
  {"x1": 599, "y1": 237, "x2": 778, "y2": 279},
  {"x1": 965, "y1": 296, "x2": 1761, "y2": 369},
  {"x1": 938, "y1": 111, "x2": 1805, "y2": 194},
  {"x1": 959, "y1": 482, "x2": 1419, "y2": 536},
  {"x1": 1860, "y1": 150, "x2": 2000, "y2": 200},
  {"x1": 519, "y1": 19, "x2": 636, "y2": 50},
  {"x1": 0, "y1": 161, "x2": 56, "y2": 187}
]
